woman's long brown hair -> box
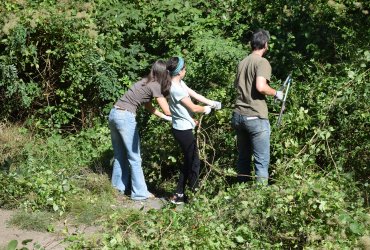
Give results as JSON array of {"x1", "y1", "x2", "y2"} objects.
[{"x1": 144, "y1": 60, "x2": 171, "y2": 97}]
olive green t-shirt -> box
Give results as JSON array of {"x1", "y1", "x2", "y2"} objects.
[{"x1": 233, "y1": 54, "x2": 271, "y2": 119}]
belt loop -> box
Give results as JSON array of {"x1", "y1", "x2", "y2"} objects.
[{"x1": 114, "y1": 105, "x2": 126, "y2": 111}]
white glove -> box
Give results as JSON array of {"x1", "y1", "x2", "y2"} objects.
[
  {"x1": 160, "y1": 114, "x2": 172, "y2": 122},
  {"x1": 203, "y1": 106, "x2": 212, "y2": 115},
  {"x1": 274, "y1": 90, "x2": 284, "y2": 101},
  {"x1": 211, "y1": 101, "x2": 222, "y2": 110}
]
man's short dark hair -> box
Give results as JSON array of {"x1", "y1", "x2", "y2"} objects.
[{"x1": 251, "y1": 29, "x2": 270, "y2": 50}]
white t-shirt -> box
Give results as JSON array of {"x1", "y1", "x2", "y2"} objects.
[{"x1": 169, "y1": 80, "x2": 196, "y2": 130}]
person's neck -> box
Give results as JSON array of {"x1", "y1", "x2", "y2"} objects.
[
  {"x1": 172, "y1": 76, "x2": 182, "y2": 84},
  {"x1": 252, "y1": 49, "x2": 265, "y2": 57}
]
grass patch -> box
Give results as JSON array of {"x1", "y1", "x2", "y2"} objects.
[
  {"x1": 0, "y1": 123, "x2": 32, "y2": 171},
  {"x1": 68, "y1": 193, "x2": 115, "y2": 226},
  {"x1": 7, "y1": 210, "x2": 55, "y2": 232},
  {"x1": 68, "y1": 173, "x2": 116, "y2": 225},
  {"x1": 75, "y1": 171, "x2": 114, "y2": 196}
]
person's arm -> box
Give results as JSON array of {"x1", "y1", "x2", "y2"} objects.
[
  {"x1": 186, "y1": 86, "x2": 214, "y2": 106},
  {"x1": 256, "y1": 76, "x2": 277, "y2": 96},
  {"x1": 256, "y1": 76, "x2": 284, "y2": 100},
  {"x1": 180, "y1": 96, "x2": 210, "y2": 114},
  {"x1": 144, "y1": 101, "x2": 172, "y2": 121},
  {"x1": 186, "y1": 85, "x2": 222, "y2": 109},
  {"x1": 156, "y1": 97, "x2": 171, "y2": 116}
]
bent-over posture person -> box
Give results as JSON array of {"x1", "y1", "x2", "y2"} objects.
[{"x1": 109, "y1": 60, "x2": 172, "y2": 200}]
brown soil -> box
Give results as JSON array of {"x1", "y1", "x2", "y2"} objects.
[
  {"x1": 0, "y1": 209, "x2": 66, "y2": 249},
  {"x1": 0, "y1": 197, "x2": 168, "y2": 249}
]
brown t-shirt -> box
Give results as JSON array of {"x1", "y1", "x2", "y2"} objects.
[
  {"x1": 233, "y1": 54, "x2": 271, "y2": 119},
  {"x1": 115, "y1": 78, "x2": 163, "y2": 114}
]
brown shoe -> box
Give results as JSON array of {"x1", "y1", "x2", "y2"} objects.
[
  {"x1": 116, "y1": 193, "x2": 127, "y2": 203},
  {"x1": 147, "y1": 192, "x2": 155, "y2": 199}
]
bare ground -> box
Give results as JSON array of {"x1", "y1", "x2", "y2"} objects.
[
  {"x1": 0, "y1": 209, "x2": 67, "y2": 249},
  {"x1": 0, "y1": 197, "x2": 168, "y2": 249}
]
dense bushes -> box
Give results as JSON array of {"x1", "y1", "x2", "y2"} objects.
[
  {"x1": 0, "y1": 1, "x2": 125, "y2": 130},
  {"x1": 0, "y1": 0, "x2": 369, "y2": 248},
  {"x1": 1, "y1": 0, "x2": 368, "y2": 130}
]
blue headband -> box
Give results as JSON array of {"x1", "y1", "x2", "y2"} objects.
[{"x1": 170, "y1": 57, "x2": 184, "y2": 76}]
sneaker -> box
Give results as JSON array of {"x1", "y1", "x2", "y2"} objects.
[{"x1": 169, "y1": 193, "x2": 187, "y2": 204}]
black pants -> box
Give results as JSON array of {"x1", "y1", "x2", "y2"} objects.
[{"x1": 172, "y1": 128, "x2": 200, "y2": 194}]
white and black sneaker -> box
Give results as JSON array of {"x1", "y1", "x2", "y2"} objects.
[{"x1": 169, "y1": 193, "x2": 187, "y2": 204}]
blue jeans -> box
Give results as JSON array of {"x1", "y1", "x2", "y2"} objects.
[
  {"x1": 231, "y1": 112, "x2": 271, "y2": 184},
  {"x1": 108, "y1": 108, "x2": 150, "y2": 200}
]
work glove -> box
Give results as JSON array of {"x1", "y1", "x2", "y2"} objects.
[
  {"x1": 274, "y1": 90, "x2": 284, "y2": 101},
  {"x1": 160, "y1": 114, "x2": 172, "y2": 122},
  {"x1": 211, "y1": 101, "x2": 222, "y2": 110},
  {"x1": 203, "y1": 106, "x2": 212, "y2": 115}
]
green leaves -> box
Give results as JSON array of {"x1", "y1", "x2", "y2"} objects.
[
  {"x1": 0, "y1": 1, "x2": 369, "y2": 248},
  {"x1": 6, "y1": 240, "x2": 17, "y2": 250},
  {"x1": 74, "y1": 169, "x2": 369, "y2": 249},
  {"x1": 0, "y1": 124, "x2": 111, "y2": 212},
  {"x1": 1, "y1": 0, "x2": 369, "y2": 133}
]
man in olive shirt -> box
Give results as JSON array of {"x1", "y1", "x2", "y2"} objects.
[{"x1": 232, "y1": 29, "x2": 283, "y2": 184}]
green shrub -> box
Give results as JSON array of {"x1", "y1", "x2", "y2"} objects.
[
  {"x1": 0, "y1": 125, "x2": 112, "y2": 212},
  {"x1": 0, "y1": 0, "x2": 369, "y2": 248},
  {"x1": 70, "y1": 170, "x2": 368, "y2": 249}
]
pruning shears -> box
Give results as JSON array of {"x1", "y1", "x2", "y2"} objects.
[{"x1": 276, "y1": 73, "x2": 293, "y2": 126}]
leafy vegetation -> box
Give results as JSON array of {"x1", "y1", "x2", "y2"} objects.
[
  {"x1": 91, "y1": 173, "x2": 369, "y2": 249},
  {"x1": 0, "y1": 0, "x2": 369, "y2": 249}
]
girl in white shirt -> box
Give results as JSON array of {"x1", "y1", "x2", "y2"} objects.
[{"x1": 167, "y1": 56, "x2": 221, "y2": 204}]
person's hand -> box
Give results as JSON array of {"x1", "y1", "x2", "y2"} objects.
[
  {"x1": 211, "y1": 101, "x2": 222, "y2": 110},
  {"x1": 160, "y1": 114, "x2": 172, "y2": 122},
  {"x1": 203, "y1": 106, "x2": 212, "y2": 115},
  {"x1": 274, "y1": 90, "x2": 284, "y2": 101}
]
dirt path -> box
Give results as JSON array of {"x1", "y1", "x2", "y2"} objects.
[
  {"x1": 0, "y1": 198, "x2": 169, "y2": 249},
  {"x1": 118, "y1": 197, "x2": 169, "y2": 210},
  {"x1": 0, "y1": 209, "x2": 66, "y2": 249}
]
